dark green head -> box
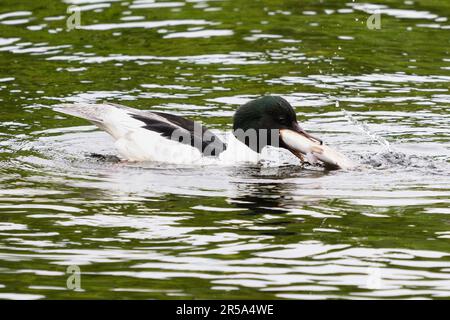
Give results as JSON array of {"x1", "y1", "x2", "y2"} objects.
[
  {"x1": 233, "y1": 96, "x2": 321, "y2": 153},
  {"x1": 233, "y1": 96, "x2": 296, "y2": 132}
]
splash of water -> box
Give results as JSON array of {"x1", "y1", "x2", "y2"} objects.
[{"x1": 338, "y1": 101, "x2": 391, "y2": 152}]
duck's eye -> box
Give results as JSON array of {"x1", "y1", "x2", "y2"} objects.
[{"x1": 278, "y1": 117, "x2": 287, "y2": 124}]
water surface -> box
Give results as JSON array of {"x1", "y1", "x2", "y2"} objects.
[{"x1": 0, "y1": 0, "x2": 449, "y2": 299}]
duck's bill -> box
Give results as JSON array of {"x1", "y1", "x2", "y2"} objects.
[{"x1": 279, "y1": 127, "x2": 356, "y2": 170}]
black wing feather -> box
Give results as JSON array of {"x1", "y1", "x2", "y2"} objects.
[{"x1": 130, "y1": 112, "x2": 226, "y2": 157}]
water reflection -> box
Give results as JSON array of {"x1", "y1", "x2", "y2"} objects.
[{"x1": 0, "y1": 0, "x2": 449, "y2": 299}]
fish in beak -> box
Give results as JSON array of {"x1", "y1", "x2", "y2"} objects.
[{"x1": 280, "y1": 123, "x2": 356, "y2": 170}]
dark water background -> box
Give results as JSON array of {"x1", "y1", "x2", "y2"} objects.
[{"x1": 0, "y1": 0, "x2": 449, "y2": 299}]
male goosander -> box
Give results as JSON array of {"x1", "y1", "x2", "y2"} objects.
[{"x1": 54, "y1": 96, "x2": 355, "y2": 169}]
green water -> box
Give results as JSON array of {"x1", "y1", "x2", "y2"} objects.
[{"x1": 0, "y1": 0, "x2": 449, "y2": 299}]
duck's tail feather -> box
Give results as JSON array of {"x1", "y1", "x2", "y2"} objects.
[
  {"x1": 53, "y1": 103, "x2": 111, "y2": 126},
  {"x1": 52, "y1": 102, "x2": 153, "y2": 139}
]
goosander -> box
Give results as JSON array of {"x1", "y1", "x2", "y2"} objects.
[{"x1": 54, "y1": 96, "x2": 355, "y2": 169}]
